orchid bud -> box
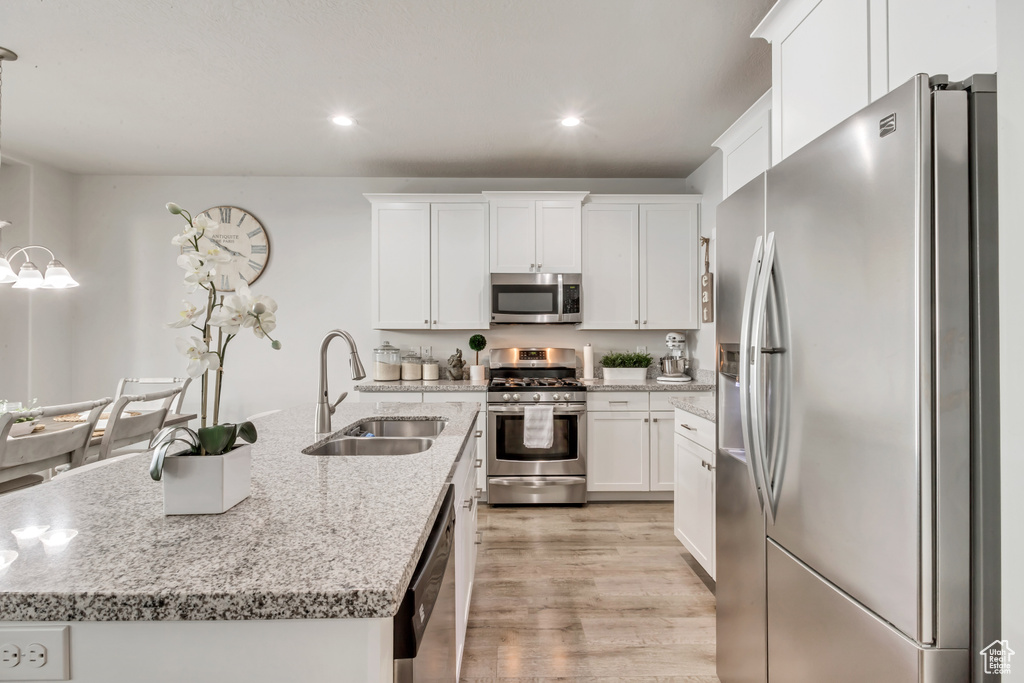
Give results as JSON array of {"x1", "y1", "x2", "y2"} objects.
[
  {"x1": 271, "y1": 340, "x2": 282, "y2": 350},
  {"x1": 166, "y1": 202, "x2": 183, "y2": 215},
  {"x1": 253, "y1": 302, "x2": 267, "y2": 315}
]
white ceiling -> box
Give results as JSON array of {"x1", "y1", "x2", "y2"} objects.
[{"x1": 0, "y1": 0, "x2": 772, "y2": 178}]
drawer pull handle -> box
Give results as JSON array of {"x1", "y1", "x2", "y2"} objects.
[
  {"x1": 475, "y1": 430, "x2": 483, "y2": 438},
  {"x1": 474, "y1": 458, "x2": 482, "y2": 468},
  {"x1": 475, "y1": 531, "x2": 483, "y2": 545},
  {"x1": 463, "y1": 499, "x2": 473, "y2": 510},
  {"x1": 609, "y1": 400, "x2": 629, "y2": 405},
  {"x1": 680, "y1": 423, "x2": 696, "y2": 431}
]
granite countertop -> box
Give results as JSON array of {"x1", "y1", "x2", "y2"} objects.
[
  {"x1": 0, "y1": 402, "x2": 480, "y2": 622},
  {"x1": 582, "y1": 377, "x2": 715, "y2": 392},
  {"x1": 669, "y1": 395, "x2": 717, "y2": 421},
  {"x1": 356, "y1": 378, "x2": 489, "y2": 392}
]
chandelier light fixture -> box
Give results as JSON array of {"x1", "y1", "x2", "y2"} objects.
[{"x1": 0, "y1": 46, "x2": 79, "y2": 289}]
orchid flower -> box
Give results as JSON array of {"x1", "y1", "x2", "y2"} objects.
[
  {"x1": 165, "y1": 301, "x2": 206, "y2": 329},
  {"x1": 175, "y1": 337, "x2": 220, "y2": 379},
  {"x1": 176, "y1": 253, "x2": 216, "y2": 292},
  {"x1": 192, "y1": 214, "x2": 219, "y2": 237}
]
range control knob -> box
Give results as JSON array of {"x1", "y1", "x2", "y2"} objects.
[
  {"x1": 552, "y1": 393, "x2": 561, "y2": 401},
  {"x1": 502, "y1": 393, "x2": 511, "y2": 402},
  {"x1": 532, "y1": 393, "x2": 541, "y2": 402},
  {"x1": 512, "y1": 394, "x2": 520, "y2": 402}
]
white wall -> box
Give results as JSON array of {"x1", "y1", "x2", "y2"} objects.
[
  {"x1": 70, "y1": 176, "x2": 688, "y2": 422},
  {"x1": 997, "y1": 0, "x2": 1024, "y2": 664},
  {"x1": 0, "y1": 154, "x2": 75, "y2": 406},
  {"x1": 683, "y1": 149, "x2": 722, "y2": 375}
]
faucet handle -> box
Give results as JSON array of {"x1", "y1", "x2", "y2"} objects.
[{"x1": 329, "y1": 392, "x2": 348, "y2": 414}]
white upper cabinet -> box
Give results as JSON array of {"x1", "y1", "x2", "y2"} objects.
[
  {"x1": 432, "y1": 203, "x2": 489, "y2": 329},
  {"x1": 713, "y1": 90, "x2": 772, "y2": 199},
  {"x1": 583, "y1": 196, "x2": 701, "y2": 330},
  {"x1": 485, "y1": 192, "x2": 587, "y2": 273},
  {"x1": 640, "y1": 202, "x2": 700, "y2": 330},
  {"x1": 582, "y1": 203, "x2": 639, "y2": 329},
  {"x1": 753, "y1": 0, "x2": 997, "y2": 165},
  {"x1": 370, "y1": 202, "x2": 431, "y2": 329},
  {"x1": 367, "y1": 195, "x2": 488, "y2": 330}
]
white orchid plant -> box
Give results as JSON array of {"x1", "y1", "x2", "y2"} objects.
[{"x1": 164, "y1": 202, "x2": 280, "y2": 427}]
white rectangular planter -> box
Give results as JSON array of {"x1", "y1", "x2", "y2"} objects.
[
  {"x1": 601, "y1": 367, "x2": 649, "y2": 383},
  {"x1": 162, "y1": 444, "x2": 252, "y2": 515}
]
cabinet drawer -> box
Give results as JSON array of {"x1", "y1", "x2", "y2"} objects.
[
  {"x1": 651, "y1": 391, "x2": 711, "y2": 411},
  {"x1": 423, "y1": 392, "x2": 486, "y2": 407},
  {"x1": 359, "y1": 391, "x2": 423, "y2": 403},
  {"x1": 674, "y1": 410, "x2": 715, "y2": 452},
  {"x1": 587, "y1": 392, "x2": 649, "y2": 411}
]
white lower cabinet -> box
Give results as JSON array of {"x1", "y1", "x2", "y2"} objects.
[
  {"x1": 649, "y1": 411, "x2": 675, "y2": 491},
  {"x1": 453, "y1": 425, "x2": 480, "y2": 679},
  {"x1": 673, "y1": 410, "x2": 716, "y2": 578},
  {"x1": 586, "y1": 411, "x2": 650, "y2": 491}
]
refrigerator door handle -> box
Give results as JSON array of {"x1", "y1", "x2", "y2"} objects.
[
  {"x1": 750, "y1": 232, "x2": 777, "y2": 524},
  {"x1": 739, "y1": 235, "x2": 767, "y2": 510},
  {"x1": 765, "y1": 240, "x2": 792, "y2": 521}
]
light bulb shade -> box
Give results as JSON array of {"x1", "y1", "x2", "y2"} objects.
[
  {"x1": 11, "y1": 261, "x2": 44, "y2": 289},
  {"x1": 0, "y1": 257, "x2": 17, "y2": 284},
  {"x1": 42, "y1": 260, "x2": 79, "y2": 288}
]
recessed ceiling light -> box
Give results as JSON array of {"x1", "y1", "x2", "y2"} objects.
[
  {"x1": 332, "y1": 115, "x2": 355, "y2": 126},
  {"x1": 561, "y1": 117, "x2": 582, "y2": 127}
]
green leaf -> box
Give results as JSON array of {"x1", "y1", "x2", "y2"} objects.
[
  {"x1": 236, "y1": 421, "x2": 258, "y2": 444},
  {"x1": 197, "y1": 424, "x2": 237, "y2": 455},
  {"x1": 468, "y1": 334, "x2": 487, "y2": 352},
  {"x1": 599, "y1": 351, "x2": 653, "y2": 368}
]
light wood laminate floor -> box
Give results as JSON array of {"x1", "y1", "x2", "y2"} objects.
[{"x1": 460, "y1": 502, "x2": 719, "y2": 683}]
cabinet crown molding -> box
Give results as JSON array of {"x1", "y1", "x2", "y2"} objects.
[
  {"x1": 364, "y1": 193, "x2": 485, "y2": 204},
  {"x1": 585, "y1": 194, "x2": 701, "y2": 205},
  {"x1": 712, "y1": 89, "x2": 772, "y2": 153},
  {"x1": 482, "y1": 191, "x2": 589, "y2": 202},
  {"x1": 751, "y1": 0, "x2": 822, "y2": 43}
]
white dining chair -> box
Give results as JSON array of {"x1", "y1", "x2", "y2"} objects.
[
  {"x1": 94, "y1": 387, "x2": 183, "y2": 462},
  {"x1": 0, "y1": 397, "x2": 112, "y2": 490},
  {"x1": 114, "y1": 377, "x2": 192, "y2": 415}
]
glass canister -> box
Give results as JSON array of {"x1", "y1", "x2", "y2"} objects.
[
  {"x1": 401, "y1": 351, "x2": 423, "y2": 380},
  {"x1": 373, "y1": 341, "x2": 401, "y2": 381},
  {"x1": 422, "y1": 353, "x2": 440, "y2": 381}
]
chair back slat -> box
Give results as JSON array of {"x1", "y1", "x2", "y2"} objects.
[
  {"x1": 96, "y1": 387, "x2": 183, "y2": 461},
  {"x1": 115, "y1": 377, "x2": 192, "y2": 414}
]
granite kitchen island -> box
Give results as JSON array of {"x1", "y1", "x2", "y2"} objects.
[{"x1": 0, "y1": 402, "x2": 480, "y2": 683}]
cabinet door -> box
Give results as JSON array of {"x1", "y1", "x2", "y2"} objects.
[
  {"x1": 639, "y1": 203, "x2": 700, "y2": 330},
  {"x1": 674, "y1": 433, "x2": 715, "y2": 577},
  {"x1": 586, "y1": 411, "x2": 650, "y2": 491},
  {"x1": 371, "y1": 203, "x2": 431, "y2": 329},
  {"x1": 431, "y1": 203, "x2": 489, "y2": 329},
  {"x1": 650, "y1": 411, "x2": 675, "y2": 491},
  {"x1": 489, "y1": 200, "x2": 536, "y2": 273},
  {"x1": 454, "y1": 442, "x2": 475, "y2": 675},
  {"x1": 582, "y1": 203, "x2": 639, "y2": 329},
  {"x1": 536, "y1": 200, "x2": 582, "y2": 273}
]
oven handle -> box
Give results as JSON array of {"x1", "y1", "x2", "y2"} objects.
[{"x1": 487, "y1": 403, "x2": 587, "y2": 414}]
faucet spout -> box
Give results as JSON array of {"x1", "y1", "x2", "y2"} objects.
[{"x1": 315, "y1": 329, "x2": 366, "y2": 435}]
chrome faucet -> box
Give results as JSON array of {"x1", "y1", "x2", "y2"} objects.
[{"x1": 315, "y1": 329, "x2": 366, "y2": 435}]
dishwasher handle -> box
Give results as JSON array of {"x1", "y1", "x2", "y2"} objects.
[{"x1": 393, "y1": 484, "x2": 455, "y2": 660}]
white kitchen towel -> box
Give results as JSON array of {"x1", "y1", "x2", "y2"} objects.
[{"x1": 523, "y1": 405, "x2": 555, "y2": 449}]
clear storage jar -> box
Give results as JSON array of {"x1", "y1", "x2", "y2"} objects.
[
  {"x1": 422, "y1": 355, "x2": 440, "y2": 381},
  {"x1": 401, "y1": 351, "x2": 423, "y2": 380},
  {"x1": 373, "y1": 341, "x2": 401, "y2": 381}
]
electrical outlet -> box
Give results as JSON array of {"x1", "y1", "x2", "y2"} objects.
[
  {"x1": 0, "y1": 644, "x2": 19, "y2": 668},
  {"x1": 0, "y1": 627, "x2": 67, "y2": 681},
  {"x1": 636, "y1": 345, "x2": 647, "y2": 353}
]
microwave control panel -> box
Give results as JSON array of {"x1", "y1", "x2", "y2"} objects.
[{"x1": 562, "y1": 284, "x2": 580, "y2": 314}]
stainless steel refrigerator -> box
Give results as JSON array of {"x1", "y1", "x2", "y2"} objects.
[{"x1": 715, "y1": 73, "x2": 1001, "y2": 682}]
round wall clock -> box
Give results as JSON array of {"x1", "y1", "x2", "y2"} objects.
[{"x1": 194, "y1": 206, "x2": 271, "y2": 292}]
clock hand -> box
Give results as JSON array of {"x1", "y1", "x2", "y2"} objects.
[{"x1": 208, "y1": 238, "x2": 244, "y2": 258}]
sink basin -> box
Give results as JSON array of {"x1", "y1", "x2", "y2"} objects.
[
  {"x1": 344, "y1": 419, "x2": 447, "y2": 438},
  {"x1": 305, "y1": 436, "x2": 435, "y2": 456}
]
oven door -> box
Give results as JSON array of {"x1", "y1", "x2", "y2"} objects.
[
  {"x1": 487, "y1": 404, "x2": 587, "y2": 476},
  {"x1": 490, "y1": 273, "x2": 563, "y2": 324}
]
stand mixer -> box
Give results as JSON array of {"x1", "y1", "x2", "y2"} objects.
[{"x1": 657, "y1": 332, "x2": 692, "y2": 383}]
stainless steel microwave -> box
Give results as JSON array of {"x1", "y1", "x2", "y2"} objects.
[{"x1": 490, "y1": 273, "x2": 582, "y2": 324}]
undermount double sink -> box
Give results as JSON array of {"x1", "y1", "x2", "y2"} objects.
[{"x1": 304, "y1": 419, "x2": 447, "y2": 456}]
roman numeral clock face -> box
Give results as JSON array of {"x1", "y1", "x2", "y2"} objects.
[{"x1": 192, "y1": 206, "x2": 270, "y2": 292}]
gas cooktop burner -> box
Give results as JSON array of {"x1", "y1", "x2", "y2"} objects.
[{"x1": 490, "y1": 377, "x2": 584, "y2": 389}]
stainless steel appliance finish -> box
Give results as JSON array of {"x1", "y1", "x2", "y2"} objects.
[
  {"x1": 489, "y1": 273, "x2": 582, "y2": 324},
  {"x1": 486, "y1": 347, "x2": 587, "y2": 504},
  {"x1": 394, "y1": 485, "x2": 456, "y2": 682},
  {"x1": 715, "y1": 74, "x2": 999, "y2": 682}
]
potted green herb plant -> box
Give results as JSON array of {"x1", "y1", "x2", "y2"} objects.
[
  {"x1": 149, "y1": 422, "x2": 257, "y2": 515},
  {"x1": 468, "y1": 334, "x2": 487, "y2": 381},
  {"x1": 599, "y1": 351, "x2": 653, "y2": 383}
]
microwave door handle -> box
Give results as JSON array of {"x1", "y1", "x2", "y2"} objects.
[{"x1": 557, "y1": 273, "x2": 564, "y2": 322}]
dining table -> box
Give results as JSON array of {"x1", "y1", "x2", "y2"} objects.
[{"x1": 28, "y1": 412, "x2": 198, "y2": 458}]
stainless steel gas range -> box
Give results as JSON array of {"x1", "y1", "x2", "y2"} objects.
[{"x1": 486, "y1": 347, "x2": 587, "y2": 505}]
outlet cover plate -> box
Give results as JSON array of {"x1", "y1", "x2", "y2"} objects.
[{"x1": 0, "y1": 627, "x2": 68, "y2": 681}]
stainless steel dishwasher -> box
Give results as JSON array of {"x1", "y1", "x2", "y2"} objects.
[{"x1": 394, "y1": 484, "x2": 456, "y2": 682}]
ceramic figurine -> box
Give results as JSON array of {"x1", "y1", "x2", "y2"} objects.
[{"x1": 447, "y1": 349, "x2": 466, "y2": 380}]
